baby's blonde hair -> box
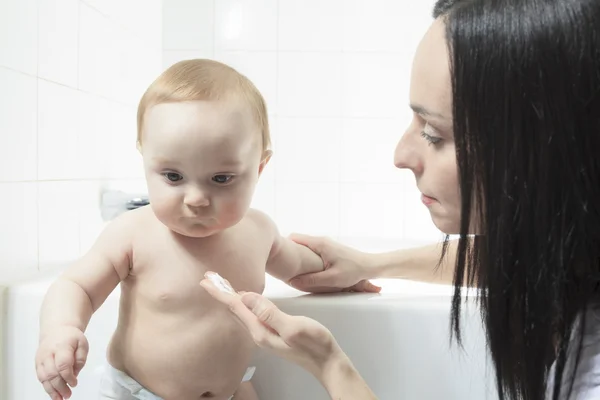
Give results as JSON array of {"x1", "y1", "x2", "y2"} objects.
[{"x1": 136, "y1": 59, "x2": 270, "y2": 155}]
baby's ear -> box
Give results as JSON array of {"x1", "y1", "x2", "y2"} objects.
[{"x1": 259, "y1": 150, "x2": 272, "y2": 174}]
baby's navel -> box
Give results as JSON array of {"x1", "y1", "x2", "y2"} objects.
[{"x1": 200, "y1": 391, "x2": 215, "y2": 398}]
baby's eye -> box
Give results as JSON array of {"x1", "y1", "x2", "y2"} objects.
[
  {"x1": 212, "y1": 175, "x2": 233, "y2": 184},
  {"x1": 164, "y1": 172, "x2": 183, "y2": 182}
]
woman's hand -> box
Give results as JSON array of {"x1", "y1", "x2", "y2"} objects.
[
  {"x1": 200, "y1": 272, "x2": 344, "y2": 379},
  {"x1": 200, "y1": 272, "x2": 378, "y2": 399},
  {"x1": 288, "y1": 234, "x2": 381, "y2": 293}
]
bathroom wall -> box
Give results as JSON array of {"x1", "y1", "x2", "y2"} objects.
[
  {"x1": 0, "y1": 0, "x2": 446, "y2": 283},
  {"x1": 162, "y1": 0, "x2": 444, "y2": 249},
  {"x1": 0, "y1": 0, "x2": 162, "y2": 283}
]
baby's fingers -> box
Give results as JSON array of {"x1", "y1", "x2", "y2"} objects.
[
  {"x1": 43, "y1": 359, "x2": 72, "y2": 399},
  {"x1": 41, "y1": 380, "x2": 62, "y2": 400},
  {"x1": 73, "y1": 337, "x2": 89, "y2": 377},
  {"x1": 54, "y1": 344, "x2": 77, "y2": 387},
  {"x1": 37, "y1": 364, "x2": 61, "y2": 400}
]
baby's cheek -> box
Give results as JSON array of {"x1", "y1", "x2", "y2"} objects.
[
  {"x1": 221, "y1": 195, "x2": 251, "y2": 221},
  {"x1": 150, "y1": 202, "x2": 172, "y2": 225}
]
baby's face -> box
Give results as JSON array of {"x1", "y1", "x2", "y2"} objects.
[{"x1": 141, "y1": 100, "x2": 268, "y2": 238}]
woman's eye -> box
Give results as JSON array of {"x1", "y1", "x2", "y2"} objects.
[
  {"x1": 212, "y1": 175, "x2": 233, "y2": 184},
  {"x1": 164, "y1": 172, "x2": 183, "y2": 182},
  {"x1": 420, "y1": 131, "x2": 443, "y2": 145}
]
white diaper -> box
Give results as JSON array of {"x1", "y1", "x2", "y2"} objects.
[{"x1": 98, "y1": 363, "x2": 256, "y2": 400}]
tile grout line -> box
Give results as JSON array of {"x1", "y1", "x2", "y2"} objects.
[
  {"x1": 36, "y1": 0, "x2": 41, "y2": 271},
  {"x1": 76, "y1": 0, "x2": 83, "y2": 256},
  {"x1": 211, "y1": 0, "x2": 216, "y2": 58},
  {"x1": 337, "y1": 1, "x2": 345, "y2": 240},
  {"x1": 273, "y1": 0, "x2": 280, "y2": 220}
]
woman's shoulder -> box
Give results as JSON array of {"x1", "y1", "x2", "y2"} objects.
[{"x1": 547, "y1": 302, "x2": 600, "y2": 399}]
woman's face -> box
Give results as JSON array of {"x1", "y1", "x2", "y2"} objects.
[{"x1": 395, "y1": 19, "x2": 461, "y2": 234}]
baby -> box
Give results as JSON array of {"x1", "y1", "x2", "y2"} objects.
[{"x1": 34, "y1": 59, "x2": 325, "y2": 400}]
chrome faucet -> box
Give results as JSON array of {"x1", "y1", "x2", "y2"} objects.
[{"x1": 100, "y1": 189, "x2": 149, "y2": 221}]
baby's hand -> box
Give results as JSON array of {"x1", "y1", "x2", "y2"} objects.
[{"x1": 35, "y1": 326, "x2": 89, "y2": 400}]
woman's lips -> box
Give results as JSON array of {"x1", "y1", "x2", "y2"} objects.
[{"x1": 421, "y1": 194, "x2": 437, "y2": 206}]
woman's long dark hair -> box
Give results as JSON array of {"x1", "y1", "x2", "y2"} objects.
[{"x1": 442, "y1": 0, "x2": 600, "y2": 399}]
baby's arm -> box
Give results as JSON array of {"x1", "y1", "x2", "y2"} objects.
[
  {"x1": 36, "y1": 212, "x2": 135, "y2": 399},
  {"x1": 40, "y1": 213, "x2": 133, "y2": 337},
  {"x1": 249, "y1": 210, "x2": 324, "y2": 285}
]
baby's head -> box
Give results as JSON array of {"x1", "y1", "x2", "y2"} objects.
[{"x1": 136, "y1": 59, "x2": 271, "y2": 238}]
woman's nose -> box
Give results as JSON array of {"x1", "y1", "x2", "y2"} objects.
[{"x1": 394, "y1": 132, "x2": 423, "y2": 175}]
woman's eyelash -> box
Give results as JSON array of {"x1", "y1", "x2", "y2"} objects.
[{"x1": 420, "y1": 131, "x2": 442, "y2": 145}]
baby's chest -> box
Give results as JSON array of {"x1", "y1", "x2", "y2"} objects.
[{"x1": 132, "y1": 238, "x2": 269, "y2": 308}]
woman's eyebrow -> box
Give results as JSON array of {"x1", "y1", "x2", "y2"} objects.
[{"x1": 410, "y1": 103, "x2": 448, "y2": 121}]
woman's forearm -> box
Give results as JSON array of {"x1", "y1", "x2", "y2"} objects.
[
  {"x1": 321, "y1": 355, "x2": 378, "y2": 400},
  {"x1": 368, "y1": 239, "x2": 460, "y2": 285}
]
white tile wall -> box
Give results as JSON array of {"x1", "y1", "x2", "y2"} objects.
[
  {"x1": 278, "y1": 52, "x2": 343, "y2": 117},
  {"x1": 0, "y1": 183, "x2": 39, "y2": 281},
  {"x1": 0, "y1": 0, "x2": 162, "y2": 283},
  {"x1": 0, "y1": 0, "x2": 38, "y2": 75},
  {"x1": 341, "y1": 53, "x2": 410, "y2": 118},
  {"x1": 340, "y1": 118, "x2": 402, "y2": 183},
  {"x1": 162, "y1": 0, "x2": 442, "y2": 244},
  {"x1": 278, "y1": 0, "x2": 343, "y2": 51},
  {"x1": 38, "y1": 0, "x2": 80, "y2": 87},
  {"x1": 0, "y1": 69, "x2": 38, "y2": 182},
  {"x1": 37, "y1": 81, "x2": 81, "y2": 180},
  {"x1": 163, "y1": 0, "x2": 214, "y2": 50},
  {"x1": 342, "y1": 0, "x2": 432, "y2": 52},
  {"x1": 215, "y1": 0, "x2": 278, "y2": 51},
  {"x1": 38, "y1": 182, "x2": 82, "y2": 268},
  {"x1": 275, "y1": 182, "x2": 340, "y2": 236},
  {"x1": 274, "y1": 117, "x2": 341, "y2": 183}
]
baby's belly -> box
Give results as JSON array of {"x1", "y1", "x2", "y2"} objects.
[{"x1": 107, "y1": 309, "x2": 255, "y2": 400}]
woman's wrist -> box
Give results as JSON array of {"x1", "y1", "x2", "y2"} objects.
[
  {"x1": 319, "y1": 351, "x2": 377, "y2": 399},
  {"x1": 363, "y1": 250, "x2": 406, "y2": 280}
]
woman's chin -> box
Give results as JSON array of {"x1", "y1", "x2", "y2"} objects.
[{"x1": 430, "y1": 214, "x2": 460, "y2": 235}]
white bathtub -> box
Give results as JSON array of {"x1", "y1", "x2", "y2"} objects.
[{"x1": 1, "y1": 260, "x2": 498, "y2": 399}]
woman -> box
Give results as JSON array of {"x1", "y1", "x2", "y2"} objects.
[{"x1": 201, "y1": 0, "x2": 600, "y2": 399}]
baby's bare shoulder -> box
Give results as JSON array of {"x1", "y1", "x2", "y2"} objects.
[
  {"x1": 235, "y1": 209, "x2": 278, "y2": 246},
  {"x1": 92, "y1": 207, "x2": 145, "y2": 247},
  {"x1": 117, "y1": 206, "x2": 160, "y2": 238},
  {"x1": 244, "y1": 208, "x2": 277, "y2": 233},
  {"x1": 96, "y1": 207, "x2": 157, "y2": 258}
]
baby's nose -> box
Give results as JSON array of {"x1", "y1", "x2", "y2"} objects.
[{"x1": 184, "y1": 189, "x2": 209, "y2": 207}]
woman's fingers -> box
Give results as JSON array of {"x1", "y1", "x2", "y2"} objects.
[
  {"x1": 200, "y1": 272, "x2": 343, "y2": 378},
  {"x1": 200, "y1": 277, "x2": 288, "y2": 352},
  {"x1": 233, "y1": 294, "x2": 290, "y2": 351},
  {"x1": 239, "y1": 293, "x2": 296, "y2": 337},
  {"x1": 350, "y1": 279, "x2": 382, "y2": 293},
  {"x1": 200, "y1": 271, "x2": 333, "y2": 355}
]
